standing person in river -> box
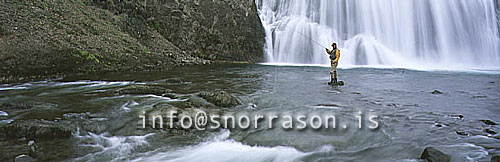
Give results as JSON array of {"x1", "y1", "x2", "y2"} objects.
[{"x1": 326, "y1": 43, "x2": 340, "y2": 84}]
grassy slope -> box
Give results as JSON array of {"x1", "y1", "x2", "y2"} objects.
[{"x1": 0, "y1": 0, "x2": 204, "y2": 82}]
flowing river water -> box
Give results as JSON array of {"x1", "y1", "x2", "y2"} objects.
[{"x1": 1, "y1": 64, "x2": 499, "y2": 161}]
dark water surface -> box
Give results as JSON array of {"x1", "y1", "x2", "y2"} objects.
[{"x1": 1, "y1": 64, "x2": 499, "y2": 161}]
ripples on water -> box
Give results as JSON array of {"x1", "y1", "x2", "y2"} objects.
[{"x1": 0, "y1": 64, "x2": 499, "y2": 161}]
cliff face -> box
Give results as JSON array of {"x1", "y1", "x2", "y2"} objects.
[
  {"x1": 497, "y1": 0, "x2": 500, "y2": 36},
  {"x1": 94, "y1": 0, "x2": 265, "y2": 61},
  {"x1": 0, "y1": 0, "x2": 265, "y2": 82}
]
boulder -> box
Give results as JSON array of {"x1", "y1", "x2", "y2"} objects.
[
  {"x1": 485, "y1": 128, "x2": 497, "y2": 134},
  {"x1": 456, "y1": 131, "x2": 469, "y2": 136},
  {"x1": 328, "y1": 81, "x2": 344, "y2": 86},
  {"x1": 0, "y1": 101, "x2": 58, "y2": 117},
  {"x1": 431, "y1": 90, "x2": 443, "y2": 94},
  {"x1": 14, "y1": 155, "x2": 36, "y2": 162},
  {"x1": 27, "y1": 140, "x2": 40, "y2": 159},
  {"x1": 480, "y1": 119, "x2": 498, "y2": 125},
  {"x1": 116, "y1": 85, "x2": 170, "y2": 96},
  {"x1": 0, "y1": 120, "x2": 73, "y2": 140},
  {"x1": 147, "y1": 103, "x2": 180, "y2": 129},
  {"x1": 420, "y1": 147, "x2": 451, "y2": 162},
  {"x1": 199, "y1": 91, "x2": 240, "y2": 107}
]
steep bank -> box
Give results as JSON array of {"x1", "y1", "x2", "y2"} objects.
[{"x1": 0, "y1": 0, "x2": 265, "y2": 82}]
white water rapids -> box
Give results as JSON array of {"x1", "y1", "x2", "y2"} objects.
[{"x1": 256, "y1": 0, "x2": 500, "y2": 70}]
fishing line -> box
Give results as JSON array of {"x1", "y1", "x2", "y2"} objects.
[{"x1": 291, "y1": 29, "x2": 329, "y2": 49}]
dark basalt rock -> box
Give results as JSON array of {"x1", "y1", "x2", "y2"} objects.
[
  {"x1": 328, "y1": 81, "x2": 345, "y2": 86},
  {"x1": 0, "y1": 120, "x2": 74, "y2": 140},
  {"x1": 14, "y1": 155, "x2": 37, "y2": 162},
  {"x1": 456, "y1": 131, "x2": 469, "y2": 136},
  {"x1": 169, "y1": 95, "x2": 215, "y2": 109},
  {"x1": 116, "y1": 85, "x2": 170, "y2": 96},
  {"x1": 480, "y1": 119, "x2": 498, "y2": 125},
  {"x1": 420, "y1": 147, "x2": 451, "y2": 162},
  {"x1": 199, "y1": 91, "x2": 240, "y2": 107},
  {"x1": 485, "y1": 128, "x2": 498, "y2": 134},
  {"x1": 431, "y1": 90, "x2": 443, "y2": 94}
]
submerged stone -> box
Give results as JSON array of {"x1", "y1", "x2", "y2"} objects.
[
  {"x1": 199, "y1": 91, "x2": 240, "y2": 107},
  {"x1": 1, "y1": 120, "x2": 73, "y2": 140},
  {"x1": 480, "y1": 119, "x2": 498, "y2": 125},
  {"x1": 431, "y1": 90, "x2": 443, "y2": 94},
  {"x1": 420, "y1": 147, "x2": 450, "y2": 162},
  {"x1": 116, "y1": 85, "x2": 170, "y2": 96},
  {"x1": 328, "y1": 81, "x2": 344, "y2": 86},
  {"x1": 485, "y1": 128, "x2": 497, "y2": 134},
  {"x1": 456, "y1": 131, "x2": 469, "y2": 136},
  {"x1": 14, "y1": 155, "x2": 36, "y2": 162}
]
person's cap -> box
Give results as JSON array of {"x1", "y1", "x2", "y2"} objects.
[{"x1": 331, "y1": 43, "x2": 337, "y2": 46}]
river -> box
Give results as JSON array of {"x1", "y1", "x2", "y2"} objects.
[{"x1": 1, "y1": 64, "x2": 499, "y2": 161}]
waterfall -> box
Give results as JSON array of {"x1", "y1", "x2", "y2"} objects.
[{"x1": 256, "y1": 0, "x2": 500, "y2": 70}]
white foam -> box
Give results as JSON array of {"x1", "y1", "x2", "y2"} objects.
[
  {"x1": 0, "y1": 111, "x2": 8, "y2": 116},
  {"x1": 73, "y1": 132, "x2": 153, "y2": 161},
  {"x1": 132, "y1": 130, "x2": 330, "y2": 162},
  {"x1": 259, "y1": 62, "x2": 500, "y2": 74}
]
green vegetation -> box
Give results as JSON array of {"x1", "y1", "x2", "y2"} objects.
[
  {"x1": 75, "y1": 50, "x2": 101, "y2": 64},
  {"x1": 195, "y1": 51, "x2": 206, "y2": 59},
  {"x1": 143, "y1": 47, "x2": 152, "y2": 54},
  {"x1": 0, "y1": 25, "x2": 9, "y2": 36}
]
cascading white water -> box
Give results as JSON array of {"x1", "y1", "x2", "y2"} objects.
[{"x1": 256, "y1": 0, "x2": 500, "y2": 70}]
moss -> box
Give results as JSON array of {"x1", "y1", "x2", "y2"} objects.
[
  {"x1": 74, "y1": 50, "x2": 101, "y2": 64},
  {"x1": 143, "y1": 47, "x2": 152, "y2": 54},
  {"x1": 0, "y1": 25, "x2": 9, "y2": 36},
  {"x1": 195, "y1": 51, "x2": 206, "y2": 59}
]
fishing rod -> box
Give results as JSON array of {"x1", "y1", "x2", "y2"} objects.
[{"x1": 291, "y1": 29, "x2": 329, "y2": 49}]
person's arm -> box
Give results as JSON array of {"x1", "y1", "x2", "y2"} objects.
[
  {"x1": 333, "y1": 50, "x2": 340, "y2": 63},
  {"x1": 326, "y1": 48, "x2": 332, "y2": 54}
]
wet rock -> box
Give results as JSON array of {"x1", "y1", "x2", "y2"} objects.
[
  {"x1": 480, "y1": 119, "x2": 498, "y2": 125},
  {"x1": 14, "y1": 154, "x2": 36, "y2": 162},
  {"x1": 164, "y1": 93, "x2": 178, "y2": 99},
  {"x1": 0, "y1": 101, "x2": 58, "y2": 117},
  {"x1": 116, "y1": 85, "x2": 170, "y2": 96},
  {"x1": 186, "y1": 96, "x2": 216, "y2": 108},
  {"x1": 168, "y1": 95, "x2": 214, "y2": 109},
  {"x1": 165, "y1": 78, "x2": 183, "y2": 84},
  {"x1": 456, "y1": 131, "x2": 469, "y2": 136},
  {"x1": 146, "y1": 103, "x2": 180, "y2": 129},
  {"x1": 328, "y1": 81, "x2": 344, "y2": 86},
  {"x1": 199, "y1": 91, "x2": 240, "y2": 107},
  {"x1": 27, "y1": 140, "x2": 40, "y2": 158},
  {"x1": 450, "y1": 114, "x2": 464, "y2": 119},
  {"x1": 386, "y1": 103, "x2": 399, "y2": 107},
  {"x1": 485, "y1": 128, "x2": 497, "y2": 134},
  {"x1": 146, "y1": 103, "x2": 216, "y2": 130},
  {"x1": 492, "y1": 155, "x2": 500, "y2": 162},
  {"x1": 420, "y1": 147, "x2": 451, "y2": 162},
  {"x1": 1, "y1": 120, "x2": 73, "y2": 140},
  {"x1": 352, "y1": 92, "x2": 362, "y2": 95},
  {"x1": 0, "y1": 101, "x2": 57, "y2": 111},
  {"x1": 472, "y1": 95, "x2": 488, "y2": 98},
  {"x1": 431, "y1": 90, "x2": 443, "y2": 94},
  {"x1": 62, "y1": 113, "x2": 89, "y2": 120}
]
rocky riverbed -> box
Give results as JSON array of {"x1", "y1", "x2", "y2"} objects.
[{"x1": 1, "y1": 64, "x2": 499, "y2": 161}]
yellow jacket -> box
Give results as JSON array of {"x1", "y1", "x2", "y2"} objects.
[{"x1": 326, "y1": 48, "x2": 340, "y2": 63}]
